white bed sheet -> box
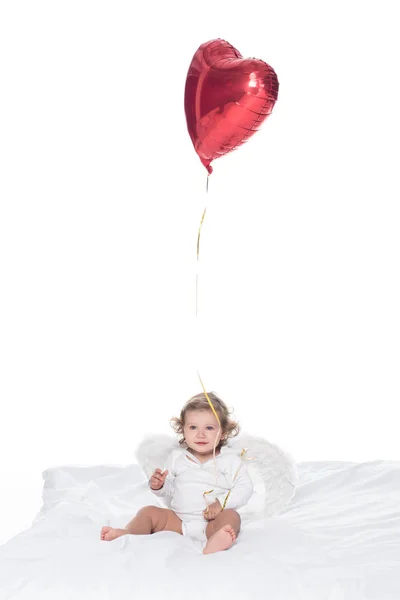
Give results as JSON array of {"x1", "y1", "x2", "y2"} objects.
[{"x1": 0, "y1": 460, "x2": 399, "y2": 600}]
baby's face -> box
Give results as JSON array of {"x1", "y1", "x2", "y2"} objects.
[{"x1": 183, "y1": 409, "x2": 223, "y2": 455}]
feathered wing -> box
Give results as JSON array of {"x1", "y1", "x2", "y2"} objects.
[
  {"x1": 134, "y1": 432, "x2": 298, "y2": 519},
  {"x1": 134, "y1": 434, "x2": 179, "y2": 509},
  {"x1": 228, "y1": 433, "x2": 298, "y2": 519}
]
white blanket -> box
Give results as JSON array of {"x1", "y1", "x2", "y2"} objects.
[{"x1": 0, "y1": 460, "x2": 399, "y2": 599}]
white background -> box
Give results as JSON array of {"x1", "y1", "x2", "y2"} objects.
[{"x1": 1, "y1": 0, "x2": 399, "y2": 545}]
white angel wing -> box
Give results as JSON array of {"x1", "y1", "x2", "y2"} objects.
[
  {"x1": 134, "y1": 433, "x2": 179, "y2": 479},
  {"x1": 228, "y1": 433, "x2": 298, "y2": 519},
  {"x1": 134, "y1": 432, "x2": 298, "y2": 519},
  {"x1": 134, "y1": 434, "x2": 179, "y2": 509}
]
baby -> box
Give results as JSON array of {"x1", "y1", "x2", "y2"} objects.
[{"x1": 100, "y1": 391, "x2": 253, "y2": 554}]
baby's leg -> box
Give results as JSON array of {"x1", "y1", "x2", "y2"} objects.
[
  {"x1": 100, "y1": 506, "x2": 183, "y2": 541},
  {"x1": 203, "y1": 509, "x2": 241, "y2": 555},
  {"x1": 125, "y1": 506, "x2": 183, "y2": 535}
]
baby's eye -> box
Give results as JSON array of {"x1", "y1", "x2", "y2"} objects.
[
  {"x1": 206, "y1": 426, "x2": 214, "y2": 430},
  {"x1": 189, "y1": 425, "x2": 196, "y2": 430}
]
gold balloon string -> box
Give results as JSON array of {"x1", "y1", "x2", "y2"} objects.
[
  {"x1": 197, "y1": 369, "x2": 221, "y2": 499},
  {"x1": 195, "y1": 174, "x2": 210, "y2": 317},
  {"x1": 196, "y1": 174, "x2": 221, "y2": 507},
  {"x1": 196, "y1": 174, "x2": 253, "y2": 510},
  {"x1": 221, "y1": 448, "x2": 248, "y2": 509},
  {"x1": 195, "y1": 175, "x2": 250, "y2": 513},
  {"x1": 195, "y1": 207, "x2": 206, "y2": 318}
]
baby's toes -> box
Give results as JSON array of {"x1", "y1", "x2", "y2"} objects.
[
  {"x1": 221, "y1": 525, "x2": 234, "y2": 539},
  {"x1": 100, "y1": 526, "x2": 111, "y2": 539}
]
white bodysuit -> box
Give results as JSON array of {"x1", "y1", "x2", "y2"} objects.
[{"x1": 150, "y1": 445, "x2": 254, "y2": 548}]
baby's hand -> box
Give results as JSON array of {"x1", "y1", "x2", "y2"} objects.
[
  {"x1": 203, "y1": 500, "x2": 222, "y2": 521},
  {"x1": 149, "y1": 468, "x2": 169, "y2": 490}
]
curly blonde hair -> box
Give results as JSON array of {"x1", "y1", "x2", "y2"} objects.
[{"x1": 170, "y1": 391, "x2": 240, "y2": 450}]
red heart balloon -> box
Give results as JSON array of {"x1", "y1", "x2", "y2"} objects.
[{"x1": 184, "y1": 39, "x2": 279, "y2": 174}]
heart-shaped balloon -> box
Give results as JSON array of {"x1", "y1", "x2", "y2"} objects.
[{"x1": 184, "y1": 39, "x2": 279, "y2": 174}]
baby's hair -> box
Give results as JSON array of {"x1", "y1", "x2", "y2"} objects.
[{"x1": 170, "y1": 391, "x2": 240, "y2": 449}]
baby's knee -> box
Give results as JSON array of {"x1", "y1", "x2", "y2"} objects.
[
  {"x1": 223, "y1": 508, "x2": 240, "y2": 518},
  {"x1": 136, "y1": 505, "x2": 160, "y2": 518},
  {"x1": 224, "y1": 509, "x2": 241, "y2": 528}
]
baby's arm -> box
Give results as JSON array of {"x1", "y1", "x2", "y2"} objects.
[
  {"x1": 215, "y1": 457, "x2": 254, "y2": 510},
  {"x1": 148, "y1": 451, "x2": 175, "y2": 498}
]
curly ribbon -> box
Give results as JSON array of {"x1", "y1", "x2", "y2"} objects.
[
  {"x1": 196, "y1": 175, "x2": 222, "y2": 509},
  {"x1": 196, "y1": 207, "x2": 207, "y2": 319},
  {"x1": 196, "y1": 174, "x2": 247, "y2": 514},
  {"x1": 196, "y1": 175, "x2": 221, "y2": 431},
  {"x1": 221, "y1": 448, "x2": 247, "y2": 509},
  {"x1": 198, "y1": 369, "x2": 221, "y2": 507},
  {"x1": 195, "y1": 178, "x2": 256, "y2": 516}
]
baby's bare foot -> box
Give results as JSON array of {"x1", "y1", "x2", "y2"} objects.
[
  {"x1": 100, "y1": 526, "x2": 127, "y2": 541},
  {"x1": 203, "y1": 524, "x2": 237, "y2": 555}
]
